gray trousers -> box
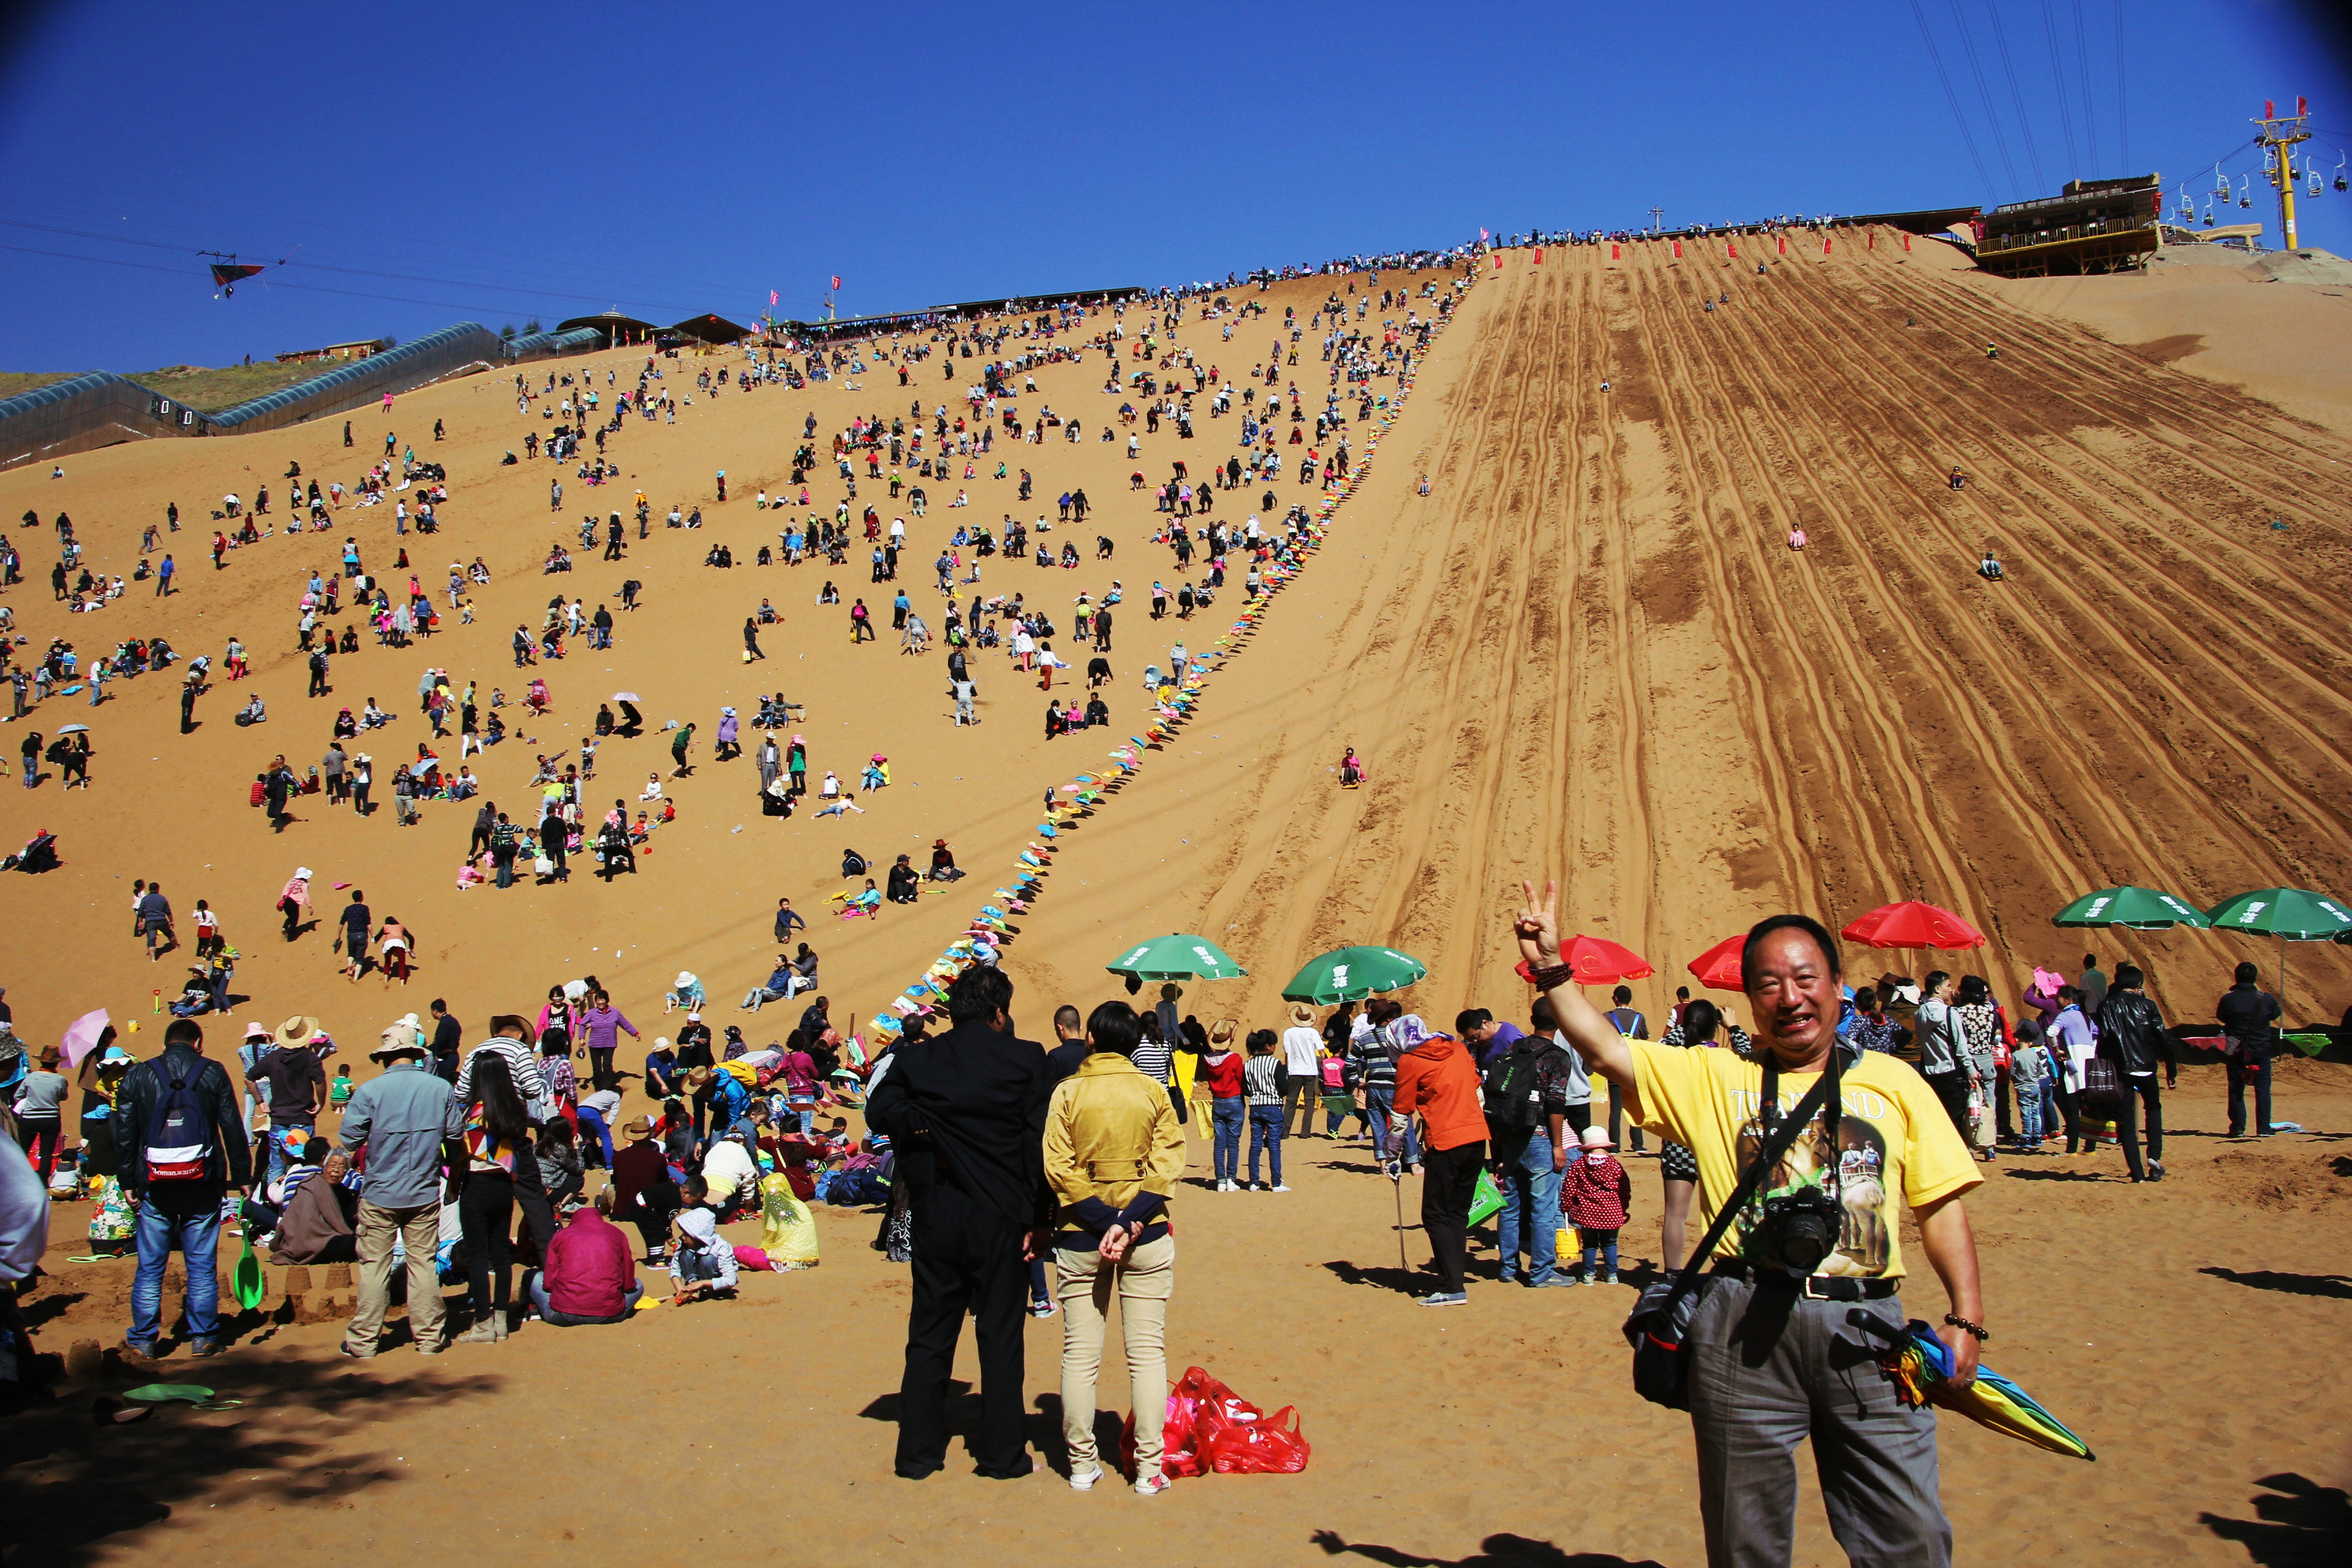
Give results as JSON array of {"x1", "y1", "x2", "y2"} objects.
[{"x1": 1688, "y1": 1277, "x2": 1949, "y2": 1568}]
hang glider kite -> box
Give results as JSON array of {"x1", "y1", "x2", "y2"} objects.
[{"x1": 201, "y1": 251, "x2": 283, "y2": 298}]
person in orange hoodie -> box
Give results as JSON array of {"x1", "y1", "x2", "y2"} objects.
[{"x1": 1389, "y1": 1015, "x2": 1489, "y2": 1306}]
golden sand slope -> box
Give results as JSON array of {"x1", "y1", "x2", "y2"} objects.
[
  {"x1": 1003, "y1": 232, "x2": 2352, "y2": 1030},
  {"x1": 0, "y1": 272, "x2": 1450, "y2": 1059}
]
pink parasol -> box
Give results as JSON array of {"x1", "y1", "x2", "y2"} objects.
[{"x1": 61, "y1": 1007, "x2": 112, "y2": 1070}]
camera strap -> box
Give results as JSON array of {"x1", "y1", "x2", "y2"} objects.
[{"x1": 1647, "y1": 1048, "x2": 1844, "y2": 1328}]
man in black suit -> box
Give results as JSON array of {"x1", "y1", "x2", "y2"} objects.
[{"x1": 865, "y1": 964, "x2": 1051, "y2": 1480}]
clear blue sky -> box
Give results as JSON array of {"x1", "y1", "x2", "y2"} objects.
[{"x1": 1, "y1": 0, "x2": 2345, "y2": 371}]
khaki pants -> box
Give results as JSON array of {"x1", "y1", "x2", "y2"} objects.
[
  {"x1": 1055, "y1": 1234, "x2": 1175, "y2": 1476},
  {"x1": 346, "y1": 1198, "x2": 446, "y2": 1352}
]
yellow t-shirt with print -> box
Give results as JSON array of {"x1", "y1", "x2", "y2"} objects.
[{"x1": 1629, "y1": 1042, "x2": 1978, "y2": 1279}]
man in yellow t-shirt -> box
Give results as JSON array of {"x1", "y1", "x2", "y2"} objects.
[{"x1": 1516, "y1": 883, "x2": 1985, "y2": 1568}]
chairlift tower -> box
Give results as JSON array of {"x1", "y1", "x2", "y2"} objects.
[
  {"x1": 1647, "y1": 206, "x2": 1664, "y2": 233},
  {"x1": 2253, "y1": 97, "x2": 2313, "y2": 250}
]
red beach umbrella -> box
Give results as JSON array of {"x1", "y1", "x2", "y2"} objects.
[
  {"x1": 1686, "y1": 934, "x2": 1748, "y2": 993},
  {"x1": 1840, "y1": 901, "x2": 1987, "y2": 951},
  {"x1": 1516, "y1": 933, "x2": 1654, "y2": 986}
]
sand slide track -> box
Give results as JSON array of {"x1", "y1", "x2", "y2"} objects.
[{"x1": 1750, "y1": 252, "x2": 2352, "y2": 842}]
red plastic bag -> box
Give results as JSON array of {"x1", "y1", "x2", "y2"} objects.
[
  {"x1": 1205, "y1": 1403, "x2": 1310, "y2": 1473},
  {"x1": 1125, "y1": 1365, "x2": 1210, "y2": 1477},
  {"x1": 1122, "y1": 1367, "x2": 1309, "y2": 1478}
]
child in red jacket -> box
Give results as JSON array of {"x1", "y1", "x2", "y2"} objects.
[{"x1": 1563, "y1": 1125, "x2": 1631, "y2": 1285}]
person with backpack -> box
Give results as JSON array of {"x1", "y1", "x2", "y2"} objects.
[
  {"x1": 1602, "y1": 985, "x2": 1649, "y2": 1154},
  {"x1": 489, "y1": 813, "x2": 519, "y2": 888},
  {"x1": 1475, "y1": 1007, "x2": 1574, "y2": 1287},
  {"x1": 116, "y1": 1019, "x2": 252, "y2": 1358}
]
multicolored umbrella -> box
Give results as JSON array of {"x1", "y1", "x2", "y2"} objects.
[
  {"x1": 2051, "y1": 886, "x2": 2210, "y2": 930},
  {"x1": 1105, "y1": 935, "x2": 1248, "y2": 982},
  {"x1": 1841, "y1": 901, "x2": 1986, "y2": 951},
  {"x1": 1281, "y1": 945, "x2": 1426, "y2": 1004},
  {"x1": 1686, "y1": 934, "x2": 1748, "y2": 993},
  {"x1": 1879, "y1": 1320, "x2": 2094, "y2": 1460}
]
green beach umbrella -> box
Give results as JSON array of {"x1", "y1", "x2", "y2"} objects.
[
  {"x1": 2205, "y1": 887, "x2": 2352, "y2": 941},
  {"x1": 1280, "y1": 945, "x2": 1427, "y2": 1004},
  {"x1": 1105, "y1": 934, "x2": 1248, "y2": 982},
  {"x1": 2051, "y1": 886, "x2": 2211, "y2": 930},
  {"x1": 2204, "y1": 887, "x2": 2352, "y2": 1019}
]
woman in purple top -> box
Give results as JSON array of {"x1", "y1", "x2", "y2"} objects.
[{"x1": 579, "y1": 990, "x2": 639, "y2": 1094}]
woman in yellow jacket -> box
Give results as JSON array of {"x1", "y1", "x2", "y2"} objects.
[{"x1": 1042, "y1": 1000, "x2": 1188, "y2": 1496}]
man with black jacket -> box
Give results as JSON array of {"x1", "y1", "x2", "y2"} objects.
[
  {"x1": 864, "y1": 965, "x2": 1051, "y2": 1480},
  {"x1": 116, "y1": 1019, "x2": 252, "y2": 1358},
  {"x1": 2095, "y1": 964, "x2": 2176, "y2": 1183},
  {"x1": 2216, "y1": 962, "x2": 2284, "y2": 1139}
]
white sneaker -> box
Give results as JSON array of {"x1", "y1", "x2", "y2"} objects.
[
  {"x1": 1134, "y1": 1473, "x2": 1172, "y2": 1498},
  {"x1": 1068, "y1": 1464, "x2": 1103, "y2": 1491},
  {"x1": 1271, "y1": 1184, "x2": 1291, "y2": 1192}
]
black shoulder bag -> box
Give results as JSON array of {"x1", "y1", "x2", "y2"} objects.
[{"x1": 1621, "y1": 1047, "x2": 1844, "y2": 1409}]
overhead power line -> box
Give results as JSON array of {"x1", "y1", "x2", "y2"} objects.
[
  {"x1": 1948, "y1": 0, "x2": 2025, "y2": 195},
  {"x1": 2039, "y1": 0, "x2": 2082, "y2": 182},
  {"x1": 1910, "y1": 0, "x2": 1999, "y2": 198}
]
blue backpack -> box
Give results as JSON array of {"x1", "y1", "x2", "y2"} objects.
[{"x1": 143, "y1": 1062, "x2": 216, "y2": 1183}]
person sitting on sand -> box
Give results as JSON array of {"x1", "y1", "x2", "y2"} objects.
[
  {"x1": 1339, "y1": 747, "x2": 1365, "y2": 788},
  {"x1": 1978, "y1": 553, "x2": 2004, "y2": 582},
  {"x1": 669, "y1": 1177, "x2": 739, "y2": 1303},
  {"x1": 529, "y1": 1188, "x2": 644, "y2": 1325}
]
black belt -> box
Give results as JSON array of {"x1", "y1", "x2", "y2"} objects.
[{"x1": 1711, "y1": 1262, "x2": 1900, "y2": 1301}]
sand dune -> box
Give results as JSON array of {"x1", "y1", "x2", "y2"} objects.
[
  {"x1": 5, "y1": 239, "x2": 2351, "y2": 1567},
  {"x1": 1002, "y1": 233, "x2": 2352, "y2": 1033}
]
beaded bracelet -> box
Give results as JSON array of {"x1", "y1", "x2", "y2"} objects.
[
  {"x1": 1529, "y1": 962, "x2": 1577, "y2": 992},
  {"x1": 1943, "y1": 1313, "x2": 1990, "y2": 1343}
]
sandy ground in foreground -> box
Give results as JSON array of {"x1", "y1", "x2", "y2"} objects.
[
  {"x1": 7, "y1": 1064, "x2": 2349, "y2": 1567},
  {"x1": 3, "y1": 235, "x2": 2351, "y2": 1565}
]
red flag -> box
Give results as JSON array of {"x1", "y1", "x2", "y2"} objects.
[
  {"x1": 1671, "y1": 238, "x2": 1682, "y2": 259},
  {"x1": 1480, "y1": 227, "x2": 1490, "y2": 242},
  {"x1": 770, "y1": 289, "x2": 779, "y2": 307},
  {"x1": 1903, "y1": 233, "x2": 1912, "y2": 252},
  {"x1": 1867, "y1": 230, "x2": 1876, "y2": 249},
  {"x1": 1533, "y1": 247, "x2": 1542, "y2": 264},
  {"x1": 830, "y1": 275, "x2": 840, "y2": 291},
  {"x1": 1823, "y1": 235, "x2": 1832, "y2": 255},
  {"x1": 1610, "y1": 242, "x2": 1620, "y2": 260},
  {"x1": 1777, "y1": 234, "x2": 1786, "y2": 255},
  {"x1": 1494, "y1": 254, "x2": 1502, "y2": 269},
  {"x1": 1728, "y1": 240, "x2": 1739, "y2": 258}
]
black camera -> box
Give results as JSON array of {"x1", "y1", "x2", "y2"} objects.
[{"x1": 1759, "y1": 1186, "x2": 1844, "y2": 1274}]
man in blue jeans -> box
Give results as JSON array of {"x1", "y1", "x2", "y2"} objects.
[
  {"x1": 114, "y1": 1017, "x2": 252, "y2": 1358},
  {"x1": 1471, "y1": 1009, "x2": 1575, "y2": 1287}
]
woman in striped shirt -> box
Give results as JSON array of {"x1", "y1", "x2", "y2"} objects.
[{"x1": 1242, "y1": 1031, "x2": 1290, "y2": 1192}]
